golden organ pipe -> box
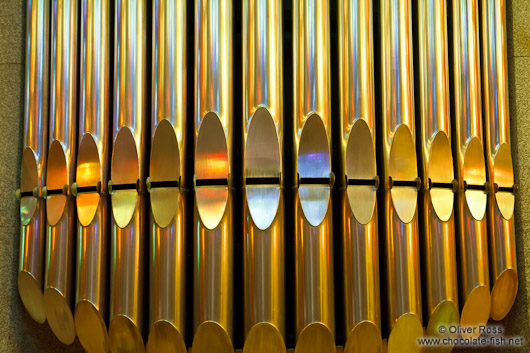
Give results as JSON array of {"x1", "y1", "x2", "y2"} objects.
[
  {"x1": 451, "y1": 0, "x2": 491, "y2": 338},
  {"x1": 17, "y1": 0, "x2": 50, "y2": 325},
  {"x1": 146, "y1": 1, "x2": 187, "y2": 352},
  {"x1": 481, "y1": 0, "x2": 518, "y2": 321},
  {"x1": 192, "y1": 1, "x2": 234, "y2": 352},
  {"x1": 242, "y1": 0, "x2": 285, "y2": 352},
  {"x1": 293, "y1": 1, "x2": 335, "y2": 352},
  {"x1": 379, "y1": 1, "x2": 423, "y2": 351},
  {"x1": 338, "y1": 1, "x2": 382, "y2": 352}
]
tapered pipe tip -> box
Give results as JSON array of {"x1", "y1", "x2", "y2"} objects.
[
  {"x1": 75, "y1": 300, "x2": 109, "y2": 353},
  {"x1": 491, "y1": 269, "x2": 518, "y2": 321},
  {"x1": 17, "y1": 271, "x2": 46, "y2": 324},
  {"x1": 425, "y1": 300, "x2": 459, "y2": 353},
  {"x1": 344, "y1": 321, "x2": 382, "y2": 353},
  {"x1": 43, "y1": 287, "x2": 76, "y2": 345},
  {"x1": 146, "y1": 320, "x2": 186, "y2": 353},
  {"x1": 109, "y1": 315, "x2": 145, "y2": 353},
  {"x1": 243, "y1": 322, "x2": 286, "y2": 353},
  {"x1": 460, "y1": 285, "x2": 491, "y2": 339},
  {"x1": 192, "y1": 321, "x2": 233, "y2": 353},
  {"x1": 387, "y1": 313, "x2": 423, "y2": 353},
  {"x1": 295, "y1": 323, "x2": 335, "y2": 353}
]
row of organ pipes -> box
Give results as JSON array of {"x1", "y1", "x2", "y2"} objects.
[{"x1": 16, "y1": 0, "x2": 518, "y2": 353}]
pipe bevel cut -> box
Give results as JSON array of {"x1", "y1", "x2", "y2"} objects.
[
  {"x1": 109, "y1": 315, "x2": 145, "y2": 353},
  {"x1": 425, "y1": 300, "x2": 459, "y2": 353},
  {"x1": 76, "y1": 134, "x2": 102, "y2": 226},
  {"x1": 146, "y1": 320, "x2": 186, "y2": 353},
  {"x1": 243, "y1": 322, "x2": 286, "y2": 353},
  {"x1": 344, "y1": 321, "x2": 382, "y2": 353},
  {"x1": 294, "y1": 322, "x2": 335, "y2": 353},
  {"x1": 462, "y1": 137, "x2": 487, "y2": 221},
  {"x1": 246, "y1": 186, "x2": 281, "y2": 230},
  {"x1": 192, "y1": 321, "x2": 234, "y2": 353},
  {"x1": 387, "y1": 313, "x2": 423, "y2": 353},
  {"x1": 43, "y1": 287, "x2": 76, "y2": 345},
  {"x1": 17, "y1": 270, "x2": 46, "y2": 324},
  {"x1": 428, "y1": 132, "x2": 454, "y2": 222},
  {"x1": 46, "y1": 140, "x2": 68, "y2": 226},
  {"x1": 20, "y1": 196, "x2": 38, "y2": 226},
  {"x1": 493, "y1": 143, "x2": 515, "y2": 220},
  {"x1": 75, "y1": 299, "x2": 109, "y2": 353},
  {"x1": 21, "y1": 147, "x2": 39, "y2": 222},
  {"x1": 459, "y1": 285, "x2": 491, "y2": 339},
  {"x1": 491, "y1": 268, "x2": 518, "y2": 321}
]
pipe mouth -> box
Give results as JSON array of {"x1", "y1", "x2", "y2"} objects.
[
  {"x1": 387, "y1": 313, "x2": 423, "y2": 353},
  {"x1": 17, "y1": 271, "x2": 46, "y2": 324},
  {"x1": 20, "y1": 147, "x2": 39, "y2": 223},
  {"x1": 491, "y1": 268, "x2": 518, "y2": 321},
  {"x1": 43, "y1": 287, "x2": 76, "y2": 345},
  {"x1": 463, "y1": 137, "x2": 487, "y2": 221},
  {"x1": 493, "y1": 143, "x2": 515, "y2": 220},
  {"x1": 460, "y1": 285, "x2": 491, "y2": 339},
  {"x1": 146, "y1": 320, "x2": 186, "y2": 353},
  {"x1": 425, "y1": 300, "x2": 459, "y2": 353},
  {"x1": 76, "y1": 134, "x2": 101, "y2": 226},
  {"x1": 46, "y1": 140, "x2": 68, "y2": 226},
  {"x1": 428, "y1": 132, "x2": 454, "y2": 222},
  {"x1": 295, "y1": 322, "x2": 335, "y2": 353},
  {"x1": 246, "y1": 186, "x2": 281, "y2": 230},
  {"x1": 75, "y1": 300, "x2": 109, "y2": 353},
  {"x1": 109, "y1": 315, "x2": 145, "y2": 353},
  {"x1": 344, "y1": 321, "x2": 382, "y2": 353},
  {"x1": 243, "y1": 322, "x2": 286, "y2": 353},
  {"x1": 192, "y1": 321, "x2": 233, "y2": 353}
]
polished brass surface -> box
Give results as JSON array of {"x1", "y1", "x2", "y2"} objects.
[
  {"x1": 451, "y1": 0, "x2": 491, "y2": 334},
  {"x1": 481, "y1": 0, "x2": 518, "y2": 321}
]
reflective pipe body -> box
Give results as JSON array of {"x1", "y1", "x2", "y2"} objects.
[
  {"x1": 147, "y1": 1, "x2": 187, "y2": 352},
  {"x1": 192, "y1": 1, "x2": 234, "y2": 353},
  {"x1": 242, "y1": 1, "x2": 285, "y2": 353},
  {"x1": 481, "y1": 0, "x2": 518, "y2": 321},
  {"x1": 74, "y1": 1, "x2": 111, "y2": 352},
  {"x1": 451, "y1": 0, "x2": 491, "y2": 336},
  {"x1": 18, "y1": 0, "x2": 50, "y2": 324},
  {"x1": 337, "y1": 1, "x2": 382, "y2": 352},
  {"x1": 417, "y1": 0, "x2": 459, "y2": 346},
  {"x1": 109, "y1": 1, "x2": 148, "y2": 352},
  {"x1": 379, "y1": 1, "x2": 423, "y2": 351},
  {"x1": 293, "y1": 1, "x2": 335, "y2": 353},
  {"x1": 44, "y1": 0, "x2": 79, "y2": 345}
]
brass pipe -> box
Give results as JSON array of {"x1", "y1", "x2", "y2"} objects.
[
  {"x1": 17, "y1": 0, "x2": 50, "y2": 324},
  {"x1": 74, "y1": 1, "x2": 111, "y2": 352},
  {"x1": 417, "y1": 0, "x2": 459, "y2": 349},
  {"x1": 43, "y1": 0, "x2": 79, "y2": 345},
  {"x1": 379, "y1": 1, "x2": 423, "y2": 351},
  {"x1": 338, "y1": 1, "x2": 382, "y2": 353},
  {"x1": 108, "y1": 1, "x2": 148, "y2": 352},
  {"x1": 146, "y1": 1, "x2": 187, "y2": 352},
  {"x1": 451, "y1": 0, "x2": 491, "y2": 337},
  {"x1": 293, "y1": 1, "x2": 335, "y2": 353},
  {"x1": 481, "y1": 0, "x2": 518, "y2": 321},
  {"x1": 192, "y1": 1, "x2": 234, "y2": 353}
]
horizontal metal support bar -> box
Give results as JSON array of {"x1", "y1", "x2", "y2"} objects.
[
  {"x1": 245, "y1": 177, "x2": 280, "y2": 186},
  {"x1": 108, "y1": 180, "x2": 139, "y2": 193},
  {"x1": 195, "y1": 178, "x2": 228, "y2": 187}
]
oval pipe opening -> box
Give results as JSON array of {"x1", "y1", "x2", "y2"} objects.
[
  {"x1": 76, "y1": 134, "x2": 101, "y2": 226},
  {"x1": 463, "y1": 137, "x2": 487, "y2": 221},
  {"x1": 46, "y1": 140, "x2": 68, "y2": 226},
  {"x1": 428, "y1": 131, "x2": 454, "y2": 222},
  {"x1": 493, "y1": 143, "x2": 515, "y2": 220},
  {"x1": 20, "y1": 147, "x2": 39, "y2": 223}
]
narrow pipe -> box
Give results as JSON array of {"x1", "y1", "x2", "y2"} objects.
[
  {"x1": 379, "y1": 1, "x2": 423, "y2": 351},
  {"x1": 146, "y1": 1, "x2": 187, "y2": 352},
  {"x1": 338, "y1": 2, "x2": 382, "y2": 352},
  {"x1": 74, "y1": 1, "x2": 111, "y2": 352},
  {"x1": 416, "y1": 0, "x2": 459, "y2": 349},
  {"x1": 293, "y1": 1, "x2": 335, "y2": 353},
  {"x1": 108, "y1": 1, "x2": 148, "y2": 352},
  {"x1": 192, "y1": 1, "x2": 234, "y2": 352},
  {"x1": 451, "y1": 0, "x2": 491, "y2": 337},
  {"x1": 481, "y1": 0, "x2": 518, "y2": 321},
  {"x1": 43, "y1": 0, "x2": 79, "y2": 345},
  {"x1": 17, "y1": 0, "x2": 50, "y2": 324}
]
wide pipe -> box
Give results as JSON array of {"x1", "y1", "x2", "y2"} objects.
[
  {"x1": 73, "y1": 0, "x2": 111, "y2": 352},
  {"x1": 192, "y1": 1, "x2": 234, "y2": 353},
  {"x1": 379, "y1": 1, "x2": 423, "y2": 351},
  {"x1": 146, "y1": 1, "x2": 187, "y2": 352},
  {"x1": 242, "y1": 1, "x2": 285, "y2": 353},
  {"x1": 43, "y1": 0, "x2": 79, "y2": 345},
  {"x1": 416, "y1": 0, "x2": 459, "y2": 347},
  {"x1": 293, "y1": 1, "x2": 335, "y2": 353},
  {"x1": 481, "y1": 0, "x2": 518, "y2": 321},
  {"x1": 338, "y1": 2, "x2": 382, "y2": 353},
  {"x1": 108, "y1": 1, "x2": 148, "y2": 352},
  {"x1": 451, "y1": 0, "x2": 491, "y2": 337},
  {"x1": 17, "y1": 0, "x2": 50, "y2": 324}
]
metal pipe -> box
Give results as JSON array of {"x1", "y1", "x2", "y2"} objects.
[
  {"x1": 451, "y1": 0, "x2": 491, "y2": 337},
  {"x1": 416, "y1": 0, "x2": 459, "y2": 348},
  {"x1": 73, "y1": 1, "x2": 111, "y2": 351},
  {"x1": 338, "y1": 2, "x2": 382, "y2": 352},
  {"x1": 17, "y1": 0, "x2": 50, "y2": 325},
  {"x1": 481, "y1": 0, "x2": 518, "y2": 321},
  {"x1": 192, "y1": 1, "x2": 234, "y2": 352},
  {"x1": 293, "y1": 1, "x2": 335, "y2": 353},
  {"x1": 146, "y1": 1, "x2": 187, "y2": 352},
  {"x1": 108, "y1": 1, "x2": 148, "y2": 351},
  {"x1": 43, "y1": 0, "x2": 79, "y2": 345},
  {"x1": 379, "y1": 1, "x2": 423, "y2": 351}
]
